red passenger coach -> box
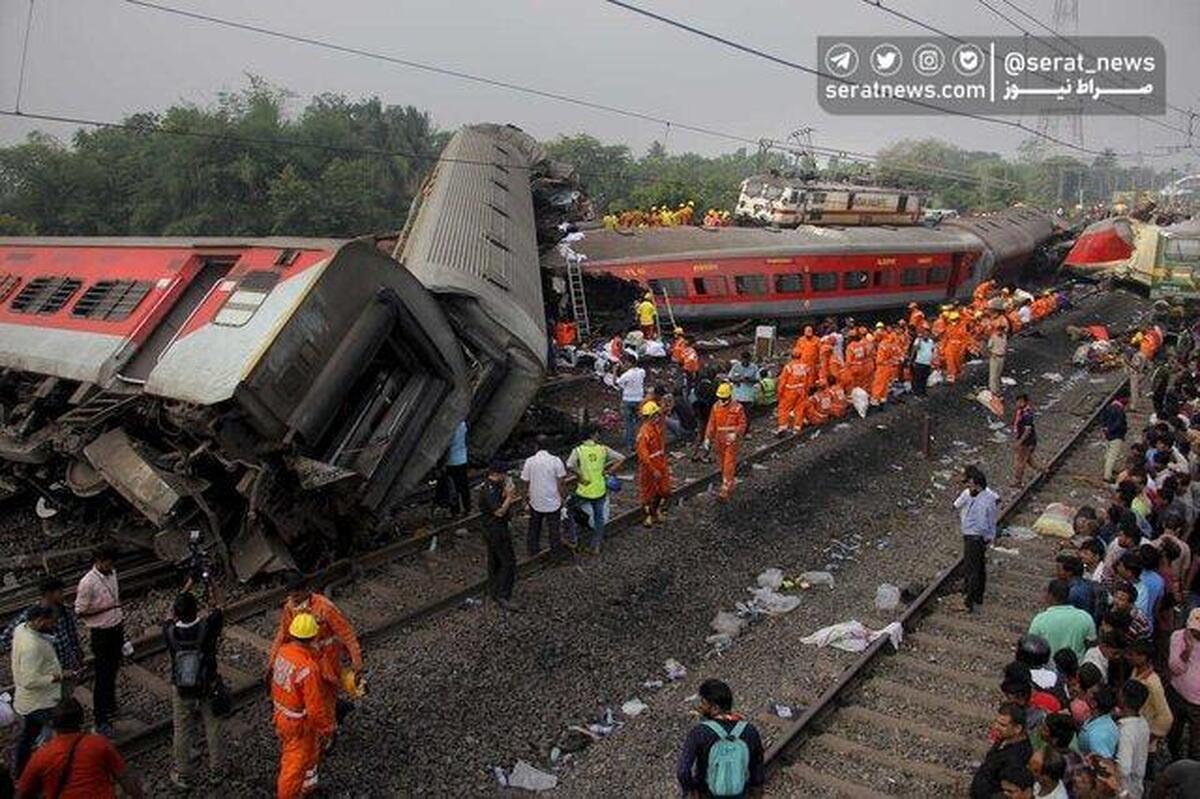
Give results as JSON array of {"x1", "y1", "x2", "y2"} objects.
[{"x1": 575, "y1": 225, "x2": 985, "y2": 321}]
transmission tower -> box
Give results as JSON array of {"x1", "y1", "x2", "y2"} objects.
[{"x1": 1035, "y1": 0, "x2": 1084, "y2": 151}]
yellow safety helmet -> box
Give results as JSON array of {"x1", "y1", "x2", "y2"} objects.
[
  {"x1": 643, "y1": 292, "x2": 654, "y2": 301},
  {"x1": 875, "y1": 321, "x2": 885, "y2": 329},
  {"x1": 687, "y1": 200, "x2": 695, "y2": 207},
  {"x1": 289, "y1": 612, "x2": 320, "y2": 640},
  {"x1": 949, "y1": 311, "x2": 961, "y2": 321},
  {"x1": 673, "y1": 326, "x2": 684, "y2": 335},
  {"x1": 641, "y1": 401, "x2": 661, "y2": 417},
  {"x1": 716, "y1": 382, "x2": 733, "y2": 399},
  {"x1": 1132, "y1": 333, "x2": 1144, "y2": 344}
]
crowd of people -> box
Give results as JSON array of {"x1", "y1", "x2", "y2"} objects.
[
  {"x1": 600, "y1": 202, "x2": 733, "y2": 230},
  {"x1": 0, "y1": 545, "x2": 365, "y2": 798},
  {"x1": 960, "y1": 332, "x2": 1200, "y2": 798}
]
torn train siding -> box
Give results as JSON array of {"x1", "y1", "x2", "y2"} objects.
[{"x1": 0, "y1": 123, "x2": 561, "y2": 580}]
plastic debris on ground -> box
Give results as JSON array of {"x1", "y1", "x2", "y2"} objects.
[
  {"x1": 746, "y1": 586, "x2": 801, "y2": 615},
  {"x1": 642, "y1": 679, "x2": 664, "y2": 690},
  {"x1": 975, "y1": 389, "x2": 1005, "y2": 417},
  {"x1": 850, "y1": 387, "x2": 870, "y2": 419},
  {"x1": 664, "y1": 659, "x2": 687, "y2": 681},
  {"x1": 1032, "y1": 502, "x2": 1076, "y2": 538},
  {"x1": 991, "y1": 431, "x2": 1010, "y2": 444},
  {"x1": 992, "y1": 545, "x2": 1021, "y2": 556},
  {"x1": 874, "y1": 583, "x2": 901, "y2": 611},
  {"x1": 798, "y1": 570, "x2": 835, "y2": 589},
  {"x1": 621, "y1": 698, "x2": 648, "y2": 717},
  {"x1": 772, "y1": 704, "x2": 795, "y2": 719},
  {"x1": 800, "y1": 620, "x2": 905, "y2": 653},
  {"x1": 750, "y1": 463, "x2": 768, "y2": 470},
  {"x1": 1041, "y1": 372, "x2": 1064, "y2": 382},
  {"x1": 710, "y1": 611, "x2": 746, "y2": 638},
  {"x1": 928, "y1": 369, "x2": 944, "y2": 386},
  {"x1": 1001, "y1": 376, "x2": 1017, "y2": 386},
  {"x1": 506, "y1": 760, "x2": 559, "y2": 792},
  {"x1": 834, "y1": 423, "x2": 851, "y2": 431},
  {"x1": 987, "y1": 421, "x2": 1006, "y2": 431},
  {"x1": 1003, "y1": 526, "x2": 1038, "y2": 540},
  {"x1": 756, "y1": 568, "x2": 784, "y2": 590}
]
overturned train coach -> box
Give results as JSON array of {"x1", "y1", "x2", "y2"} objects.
[
  {"x1": 0, "y1": 123, "x2": 556, "y2": 580},
  {"x1": 562, "y1": 207, "x2": 1060, "y2": 321}
]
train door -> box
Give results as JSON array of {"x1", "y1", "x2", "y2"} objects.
[{"x1": 946, "y1": 253, "x2": 967, "y2": 298}]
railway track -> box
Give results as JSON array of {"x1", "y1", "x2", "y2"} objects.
[{"x1": 757, "y1": 378, "x2": 1128, "y2": 797}]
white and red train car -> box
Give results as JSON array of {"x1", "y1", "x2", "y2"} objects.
[{"x1": 572, "y1": 207, "x2": 1056, "y2": 321}]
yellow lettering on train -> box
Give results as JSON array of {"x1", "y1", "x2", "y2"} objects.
[{"x1": 692, "y1": 263, "x2": 719, "y2": 273}]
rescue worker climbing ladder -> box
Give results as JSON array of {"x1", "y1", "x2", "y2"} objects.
[
  {"x1": 271, "y1": 612, "x2": 335, "y2": 799},
  {"x1": 636, "y1": 402, "x2": 671, "y2": 526},
  {"x1": 704, "y1": 383, "x2": 747, "y2": 501}
]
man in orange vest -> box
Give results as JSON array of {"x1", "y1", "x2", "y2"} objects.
[
  {"x1": 269, "y1": 574, "x2": 362, "y2": 736},
  {"x1": 704, "y1": 383, "x2": 747, "y2": 501},
  {"x1": 870, "y1": 327, "x2": 902, "y2": 406},
  {"x1": 843, "y1": 332, "x2": 868, "y2": 394},
  {"x1": 907, "y1": 302, "x2": 927, "y2": 331},
  {"x1": 972, "y1": 279, "x2": 995, "y2": 310},
  {"x1": 942, "y1": 312, "x2": 970, "y2": 384},
  {"x1": 827, "y1": 381, "x2": 849, "y2": 418},
  {"x1": 636, "y1": 402, "x2": 671, "y2": 526},
  {"x1": 271, "y1": 612, "x2": 335, "y2": 799},
  {"x1": 804, "y1": 383, "x2": 831, "y2": 427},
  {"x1": 670, "y1": 327, "x2": 687, "y2": 363},
  {"x1": 679, "y1": 339, "x2": 701, "y2": 388},
  {"x1": 792, "y1": 326, "x2": 820, "y2": 376},
  {"x1": 776, "y1": 355, "x2": 810, "y2": 435}
]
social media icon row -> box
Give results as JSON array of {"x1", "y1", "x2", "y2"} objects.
[{"x1": 824, "y1": 42, "x2": 985, "y2": 78}]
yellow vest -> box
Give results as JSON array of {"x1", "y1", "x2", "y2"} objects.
[
  {"x1": 574, "y1": 441, "x2": 608, "y2": 499},
  {"x1": 636, "y1": 301, "x2": 657, "y2": 326}
]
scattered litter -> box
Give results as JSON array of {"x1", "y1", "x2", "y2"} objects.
[
  {"x1": 987, "y1": 421, "x2": 1006, "y2": 431},
  {"x1": 463, "y1": 596, "x2": 483, "y2": 607},
  {"x1": 550, "y1": 746, "x2": 561, "y2": 764},
  {"x1": 992, "y1": 545, "x2": 1021, "y2": 556},
  {"x1": 705, "y1": 633, "x2": 734, "y2": 653},
  {"x1": 975, "y1": 389, "x2": 1005, "y2": 417},
  {"x1": 834, "y1": 423, "x2": 851, "y2": 431},
  {"x1": 874, "y1": 583, "x2": 901, "y2": 611},
  {"x1": 1032, "y1": 502, "x2": 1076, "y2": 538},
  {"x1": 798, "y1": 570, "x2": 835, "y2": 589},
  {"x1": 1003, "y1": 526, "x2": 1037, "y2": 540},
  {"x1": 507, "y1": 760, "x2": 559, "y2": 792},
  {"x1": 493, "y1": 766, "x2": 509, "y2": 787},
  {"x1": 801, "y1": 620, "x2": 904, "y2": 653},
  {"x1": 928, "y1": 369, "x2": 944, "y2": 386},
  {"x1": 990, "y1": 431, "x2": 1010, "y2": 444},
  {"x1": 1041, "y1": 372, "x2": 1064, "y2": 382},
  {"x1": 746, "y1": 586, "x2": 801, "y2": 615},
  {"x1": 750, "y1": 463, "x2": 768, "y2": 471},
  {"x1": 756, "y1": 568, "x2": 784, "y2": 590},
  {"x1": 851, "y1": 387, "x2": 870, "y2": 419},
  {"x1": 810, "y1": 429, "x2": 821, "y2": 439},
  {"x1": 710, "y1": 611, "x2": 746, "y2": 638},
  {"x1": 621, "y1": 698, "x2": 648, "y2": 717},
  {"x1": 642, "y1": 679, "x2": 664, "y2": 690},
  {"x1": 890, "y1": 464, "x2": 903, "y2": 472},
  {"x1": 1001, "y1": 377, "x2": 1017, "y2": 386},
  {"x1": 875, "y1": 424, "x2": 888, "y2": 431},
  {"x1": 772, "y1": 704, "x2": 794, "y2": 719},
  {"x1": 664, "y1": 659, "x2": 688, "y2": 681},
  {"x1": 876, "y1": 538, "x2": 891, "y2": 550}
]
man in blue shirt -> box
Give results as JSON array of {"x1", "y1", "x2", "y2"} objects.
[
  {"x1": 909, "y1": 328, "x2": 935, "y2": 396},
  {"x1": 1135, "y1": 544, "x2": 1166, "y2": 630},
  {"x1": 441, "y1": 420, "x2": 470, "y2": 516},
  {"x1": 954, "y1": 465, "x2": 999, "y2": 613},
  {"x1": 1056, "y1": 554, "x2": 1097, "y2": 619},
  {"x1": 1077, "y1": 684, "x2": 1120, "y2": 757}
]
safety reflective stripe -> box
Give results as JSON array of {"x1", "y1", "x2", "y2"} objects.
[
  {"x1": 316, "y1": 637, "x2": 338, "y2": 648},
  {"x1": 716, "y1": 426, "x2": 740, "y2": 431},
  {"x1": 274, "y1": 702, "x2": 307, "y2": 719},
  {"x1": 302, "y1": 766, "x2": 319, "y2": 789},
  {"x1": 647, "y1": 450, "x2": 664, "y2": 458}
]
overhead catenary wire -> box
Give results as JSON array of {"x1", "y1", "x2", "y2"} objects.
[
  {"x1": 108, "y1": 0, "x2": 1014, "y2": 189},
  {"x1": 602, "y1": 0, "x2": 1185, "y2": 159},
  {"x1": 14, "y1": 0, "x2": 37, "y2": 114}
]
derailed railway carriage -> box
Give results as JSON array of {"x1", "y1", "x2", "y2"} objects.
[{"x1": 0, "y1": 123, "x2": 558, "y2": 580}]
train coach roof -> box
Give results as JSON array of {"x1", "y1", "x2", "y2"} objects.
[
  {"x1": 564, "y1": 224, "x2": 981, "y2": 266},
  {"x1": 0, "y1": 236, "x2": 349, "y2": 250}
]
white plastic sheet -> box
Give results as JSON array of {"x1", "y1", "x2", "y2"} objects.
[
  {"x1": 800, "y1": 620, "x2": 904, "y2": 653},
  {"x1": 507, "y1": 761, "x2": 559, "y2": 792},
  {"x1": 850, "y1": 387, "x2": 870, "y2": 419}
]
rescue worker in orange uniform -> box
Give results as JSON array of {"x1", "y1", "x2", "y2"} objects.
[
  {"x1": 1137, "y1": 327, "x2": 1162, "y2": 361},
  {"x1": 703, "y1": 383, "x2": 747, "y2": 501},
  {"x1": 635, "y1": 401, "x2": 671, "y2": 526},
  {"x1": 870, "y1": 326, "x2": 903, "y2": 406},
  {"x1": 679, "y1": 339, "x2": 701, "y2": 388},
  {"x1": 792, "y1": 326, "x2": 820, "y2": 375},
  {"x1": 844, "y1": 332, "x2": 869, "y2": 394},
  {"x1": 804, "y1": 382, "x2": 832, "y2": 427},
  {"x1": 941, "y1": 311, "x2": 970, "y2": 384},
  {"x1": 269, "y1": 574, "x2": 363, "y2": 734},
  {"x1": 821, "y1": 333, "x2": 843, "y2": 387},
  {"x1": 907, "y1": 302, "x2": 927, "y2": 331},
  {"x1": 827, "y1": 380, "x2": 849, "y2": 418},
  {"x1": 271, "y1": 612, "x2": 335, "y2": 799},
  {"x1": 776, "y1": 355, "x2": 810, "y2": 435},
  {"x1": 972, "y1": 279, "x2": 995, "y2": 310},
  {"x1": 670, "y1": 327, "x2": 687, "y2": 363}
]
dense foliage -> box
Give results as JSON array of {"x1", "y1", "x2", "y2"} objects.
[{"x1": 0, "y1": 82, "x2": 1191, "y2": 236}]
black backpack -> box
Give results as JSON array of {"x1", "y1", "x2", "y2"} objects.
[{"x1": 166, "y1": 622, "x2": 207, "y2": 690}]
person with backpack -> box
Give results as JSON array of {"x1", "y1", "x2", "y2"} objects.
[
  {"x1": 162, "y1": 591, "x2": 225, "y2": 791},
  {"x1": 675, "y1": 679, "x2": 764, "y2": 798}
]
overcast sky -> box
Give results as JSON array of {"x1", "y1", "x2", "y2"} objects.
[{"x1": 1, "y1": 0, "x2": 1197, "y2": 170}]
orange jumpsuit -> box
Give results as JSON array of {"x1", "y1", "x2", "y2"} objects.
[
  {"x1": 270, "y1": 594, "x2": 362, "y2": 726},
  {"x1": 805, "y1": 388, "x2": 832, "y2": 426},
  {"x1": 972, "y1": 280, "x2": 995, "y2": 309},
  {"x1": 670, "y1": 336, "x2": 687, "y2": 364},
  {"x1": 908, "y1": 308, "x2": 927, "y2": 330},
  {"x1": 870, "y1": 335, "x2": 903, "y2": 404},
  {"x1": 792, "y1": 334, "x2": 820, "y2": 375},
  {"x1": 705, "y1": 400, "x2": 747, "y2": 500},
  {"x1": 844, "y1": 339, "x2": 869, "y2": 393},
  {"x1": 942, "y1": 320, "x2": 971, "y2": 383},
  {"x1": 859, "y1": 337, "x2": 877, "y2": 391},
  {"x1": 680, "y1": 346, "x2": 700, "y2": 381},
  {"x1": 636, "y1": 417, "x2": 671, "y2": 506},
  {"x1": 817, "y1": 337, "x2": 834, "y2": 385},
  {"x1": 1005, "y1": 309, "x2": 1023, "y2": 334},
  {"x1": 1140, "y1": 329, "x2": 1161, "y2": 360},
  {"x1": 272, "y1": 641, "x2": 336, "y2": 799},
  {"x1": 827, "y1": 384, "x2": 849, "y2": 418},
  {"x1": 776, "y1": 360, "x2": 809, "y2": 432}
]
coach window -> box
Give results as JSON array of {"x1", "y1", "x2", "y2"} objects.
[
  {"x1": 774, "y1": 273, "x2": 804, "y2": 293},
  {"x1": 926, "y1": 266, "x2": 950, "y2": 284},
  {"x1": 900, "y1": 268, "x2": 923, "y2": 286},
  {"x1": 810, "y1": 273, "x2": 837, "y2": 292},
  {"x1": 648, "y1": 278, "x2": 686, "y2": 298},
  {"x1": 873, "y1": 270, "x2": 890, "y2": 288},
  {"x1": 734, "y1": 275, "x2": 768, "y2": 295},
  {"x1": 692, "y1": 276, "x2": 727, "y2": 296},
  {"x1": 842, "y1": 270, "x2": 869, "y2": 290}
]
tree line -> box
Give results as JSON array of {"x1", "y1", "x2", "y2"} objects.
[{"x1": 0, "y1": 83, "x2": 1192, "y2": 237}]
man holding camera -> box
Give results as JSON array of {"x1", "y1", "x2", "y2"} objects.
[{"x1": 163, "y1": 589, "x2": 226, "y2": 791}]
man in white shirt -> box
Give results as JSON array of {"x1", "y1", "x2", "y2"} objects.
[
  {"x1": 520, "y1": 436, "x2": 568, "y2": 559},
  {"x1": 1028, "y1": 746, "x2": 1068, "y2": 799},
  {"x1": 74, "y1": 544, "x2": 124, "y2": 736},
  {"x1": 954, "y1": 465, "x2": 999, "y2": 613},
  {"x1": 1116, "y1": 680, "x2": 1151, "y2": 799},
  {"x1": 615, "y1": 355, "x2": 645, "y2": 453}
]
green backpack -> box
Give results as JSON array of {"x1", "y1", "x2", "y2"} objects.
[{"x1": 703, "y1": 719, "x2": 750, "y2": 797}]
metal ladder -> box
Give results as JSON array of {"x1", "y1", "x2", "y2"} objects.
[{"x1": 565, "y1": 254, "x2": 591, "y2": 338}]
